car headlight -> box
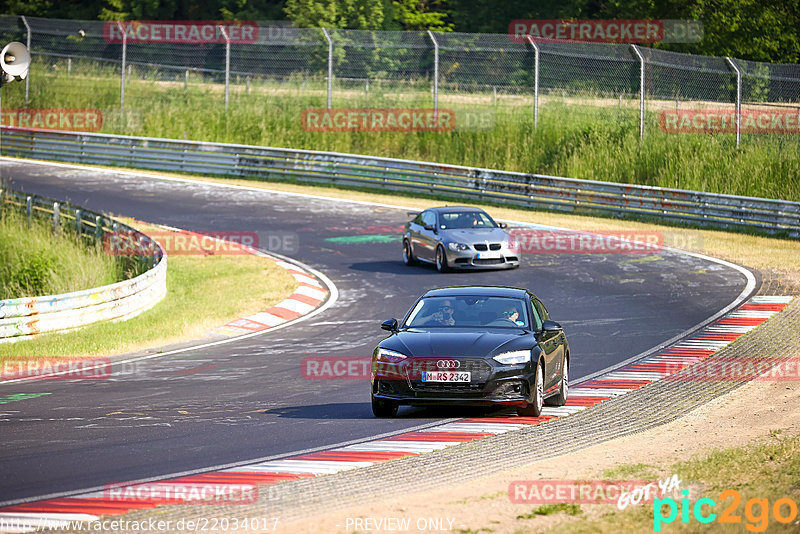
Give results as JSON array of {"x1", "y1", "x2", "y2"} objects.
[
  {"x1": 448, "y1": 242, "x2": 470, "y2": 251},
  {"x1": 377, "y1": 348, "x2": 407, "y2": 363},
  {"x1": 493, "y1": 350, "x2": 531, "y2": 365}
]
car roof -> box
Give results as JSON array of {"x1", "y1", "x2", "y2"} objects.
[
  {"x1": 422, "y1": 286, "x2": 531, "y2": 299},
  {"x1": 428, "y1": 206, "x2": 485, "y2": 213}
]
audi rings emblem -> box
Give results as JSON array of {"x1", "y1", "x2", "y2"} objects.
[{"x1": 437, "y1": 359, "x2": 460, "y2": 369}]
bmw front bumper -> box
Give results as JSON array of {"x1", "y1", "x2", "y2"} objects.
[{"x1": 445, "y1": 247, "x2": 520, "y2": 270}]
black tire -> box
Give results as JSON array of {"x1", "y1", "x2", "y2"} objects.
[
  {"x1": 402, "y1": 240, "x2": 417, "y2": 266},
  {"x1": 435, "y1": 245, "x2": 449, "y2": 273},
  {"x1": 517, "y1": 363, "x2": 544, "y2": 417},
  {"x1": 545, "y1": 355, "x2": 569, "y2": 407},
  {"x1": 372, "y1": 395, "x2": 398, "y2": 418}
]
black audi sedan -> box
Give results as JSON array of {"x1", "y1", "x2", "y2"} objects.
[{"x1": 371, "y1": 286, "x2": 570, "y2": 418}]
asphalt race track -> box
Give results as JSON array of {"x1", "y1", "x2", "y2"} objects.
[{"x1": 0, "y1": 159, "x2": 752, "y2": 504}]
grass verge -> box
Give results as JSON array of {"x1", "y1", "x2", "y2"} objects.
[
  {"x1": 0, "y1": 208, "x2": 127, "y2": 299},
  {"x1": 535, "y1": 430, "x2": 800, "y2": 533},
  {"x1": 518, "y1": 503, "x2": 584, "y2": 519},
  {"x1": 0, "y1": 220, "x2": 298, "y2": 361},
  {"x1": 2, "y1": 63, "x2": 799, "y2": 201}
]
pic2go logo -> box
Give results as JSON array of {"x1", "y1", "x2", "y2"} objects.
[{"x1": 654, "y1": 489, "x2": 799, "y2": 532}]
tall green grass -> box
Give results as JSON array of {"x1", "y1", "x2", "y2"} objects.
[
  {"x1": 0, "y1": 209, "x2": 126, "y2": 299},
  {"x1": 0, "y1": 221, "x2": 298, "y2": 360},
  {"x1": 3, "y1": 61, "x2": 799, "y2": 201}
]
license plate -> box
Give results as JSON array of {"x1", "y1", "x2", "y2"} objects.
[
  {"x1": 476, "y1": 252, "x2": 500, "y2": 259},
  {"x1": 422, "y1": 371, "x2": 471, "y2": 382}
]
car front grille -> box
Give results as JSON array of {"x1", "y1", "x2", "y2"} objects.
[
  {"x1": 473, "y1": 243, "x2": 503, "y2": 251},
  {"x1": 473, "y1": 258, "x2": 505, "y2": 265},
  {"x1": 412, "y1": 383, "x2": 486, "y2": 394},
  {"x1": 407, "y1": 358, "x2": 492, "y2": 392}
]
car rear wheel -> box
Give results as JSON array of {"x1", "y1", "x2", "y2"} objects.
[
  {"x1": 372, "y1": 395, "x2": 398, "y2": 418},
  {"x1": 545, "y1": 355, "x2": 568, "y2": 407},
  {"x1": 517, "y1": 364, "x2": 543, "y2": 417},
  {"x1": 435, "y1": 245, "x2": 449, "y2": 273},
  {"x1": 402, "y1": 240, "x2": 417, "y2": 266}
]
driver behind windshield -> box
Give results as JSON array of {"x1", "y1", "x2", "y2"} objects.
[
  {"x1": 442, "y1": 211, "x2": 495, "y2": 229},
  {"x1": 501, "y1": 305, "x2": 525, "y2": 327}
]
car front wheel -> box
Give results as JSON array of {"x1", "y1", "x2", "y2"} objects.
[
  {"x1": 372, "y1": 395, "x2": 398, "y2": 418},
  {"x1": 517, "y1": 364, "x2": 544, "y2": 417}
]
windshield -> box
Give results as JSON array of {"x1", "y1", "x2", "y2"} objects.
[
  {"x1": 439, "y1": 211, "x2": 497, "y2": 230},
  {"x1": 404, "y1": 296, "x2": 529, "y2": 329}
]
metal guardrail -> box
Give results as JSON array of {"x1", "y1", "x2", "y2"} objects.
[
  {"x1": 0, "y1": 187, "x2": 167, "y2": 342},
  {"x1": 2, "y1": 126, "x2": 799, "y2": 238}
]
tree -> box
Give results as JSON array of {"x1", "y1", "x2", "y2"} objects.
[
  {"x1": 0, "y1": 0, "x2": 103, "y2": 19},
  {"x1": 99, "y1": 0, "x2": 180, "y2": 20},
  {"x1": 392, "y1": 0, "x2": 453, "y2": 31},
  {"x1": 445, "y1": 0, "x2": 584, "y2": 33},
  {"x1": 594, "y1": 0, "x2": 800, "y2": 63},
  {"x1": 284, "y1": 0, "x2": 385, "y2": 29}
]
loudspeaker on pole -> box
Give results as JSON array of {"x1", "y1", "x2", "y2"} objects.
[{"x1": 0, "y1": 41, "x2": 30, "y2": 83}]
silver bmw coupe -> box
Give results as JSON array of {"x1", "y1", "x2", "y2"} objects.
[{"x1": 402, "y1": 207, "x2": 520, "y2": 272}]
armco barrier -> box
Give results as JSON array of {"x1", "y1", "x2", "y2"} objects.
[
  {"x1": 0, "y1": 188, "x2": 167, "y2": 342},
  {"x1": 1, "y1": 127, "x2": 799, "y2": 237}
]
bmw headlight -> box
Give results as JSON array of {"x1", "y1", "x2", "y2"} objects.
[
  {"x1": 448, "y1": 242, "x2": 470, "y2": 251},
  {"x1": 493, "y1": 350, "x2": 531, "y2": 365},
  {"x1": 377, "y1": 348, "x2": 407, "y2": 363}
]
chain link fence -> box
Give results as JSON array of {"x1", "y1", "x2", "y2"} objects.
[{"x1": 0, "y1": 16, "x2": 798, "y2": 145}]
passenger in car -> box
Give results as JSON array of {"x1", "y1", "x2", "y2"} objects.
[{"x1": 420, "y1": 300, "x2": 457, "y2": 326}]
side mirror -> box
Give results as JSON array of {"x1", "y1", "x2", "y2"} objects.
[
  {"x1": 498, "y1": 222, "x2": 508, "y2": 229},
  {"x1": 541, "y1": 320, "x2": 562, "y2": 332},
  {"x1": 424, "y1": 224, "x2": 435, "y2": 232},
  {"x1": 381, "y1": 318, "x2": 399, "y2": 332}
]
